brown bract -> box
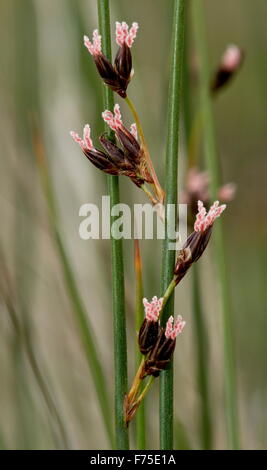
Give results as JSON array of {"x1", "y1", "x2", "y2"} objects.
[{"x1": 93, "y1": 43, "x2": 133, "y2": 98}]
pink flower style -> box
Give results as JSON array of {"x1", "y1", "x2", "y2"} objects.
[
  {"x1": 165, "y1": 315, "x2": 186, "y2": 340},
  {"x1": 70, "y1": 104, "x2": 150, "y2": 187},
  {"x1": 174, "y1": 200, "x2": 226, "y2": 284},
  {"x1": 83, "y1": 21, "x2": 139, "y2": 98},
  {"x1": 143, "y1": 296, "x2": 163, "y2": 322},
  {"x1": 194, "y1": 200, "x2": 226, "y2": 232}
]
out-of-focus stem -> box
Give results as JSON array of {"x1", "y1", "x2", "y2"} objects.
[
  {"x1": 98, "y1": 0, "x2": 129, "y2": 450},
  {"x1": 192, "y1": 0, "x2": 239, "y2": 449},
  {"x1": 192, "y1": 265, "x2": 212, "y2": 448},
  {"x1": 183, "y1": 3, "x2": 213, "y2": 448},
  {"x1": 134, "y1": 240, "x2": 146, "y2": 449},
  {"x1": 160, "y1": 0, "x2": 186, "y2": 450}
]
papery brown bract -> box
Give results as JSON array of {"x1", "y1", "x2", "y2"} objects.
[
  {"x1": 141, "y1": 329, "x2": 176, "y2": 378},
  {"x1": 138, "y1": 318, "x2": 160, "y2": 355},
  {"x1": 174, "y1": 226, "x2": 212, "y2": 285}
]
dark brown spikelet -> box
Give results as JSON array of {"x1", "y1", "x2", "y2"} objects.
[
  {"x1": 114, "y1": 43, "x2": 132, "y2": 82},
  {"x1": 83, "y1": 148, "x2": 119, "y2": 175},
  {"x1": 98, "y1": 134, "x2": 145, "y2": 188},
  {"x1": 174, "y1": 226, "x2": 212, "y2": 285},
  {"x1": 211, "y1": 46, "x2": 244, "y2": 94},
  {"x1": 141, "y1": 329, "x2": 176, "y2": 378},
  {"x1": 138, "y1": 318, "x2": 160, "y2": 355},
  {"x1": 92, "y1": 49, "x2": 132, "y2": 99}
]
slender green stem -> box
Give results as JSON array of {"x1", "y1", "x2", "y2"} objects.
[
  {"x1": 192, "y1": 0, "x2": 239, "y2": 449},
  {"x1": 183, "y1": 8, "x2": 213, "y2": 448},
  {"x1": 134, "y1": 240, "x2": 146, "y2": 449},
  {"x1": 192, "y1": 265, "x2": 212, "y2": 449},
  {"x1": 97, "y1": 0, "x2": 129, "y2": 450},
  {"x1": 160, "y1": 0, "x2": 185, "y2": 450}
]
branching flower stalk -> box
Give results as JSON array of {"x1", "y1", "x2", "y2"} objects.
[
  {"x1": 124, "y1": 201, "x2": 226, "y2": 426},
  {"x1": 74, "y1": 19, "x2": 165, "y2": 208},
  {"x1": 70, "y1": 3, "x2": 230, "y2": 450}
]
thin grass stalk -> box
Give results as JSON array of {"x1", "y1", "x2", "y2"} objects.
[
  {"x1": 192, "y1": 265, "x2": 212, "y2": 448},
  {"x1": 160, "y1": 0, "x2": 185, "y2": 450},
  {"x1": 134, "y1": 240, "x2": 146, "y2": 449},
  {"x1": 97, "y1": 0, "x2": 129, "y2": 450},
  {"x1": 35, "y1": 137, "x2": 114, "y2": 448},
  {"x1": 183, "y1": 7, "x2": 213, "y2": 448},
  {"x1": 192, "y1": 0, "x2": 239, "y2": 449}
]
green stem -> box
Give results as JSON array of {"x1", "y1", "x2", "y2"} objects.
[
  {"x1": 97, "y1": 0, "x2": 129, "y2": 450},
  {"x1": 160, "y1": 0, "x2": 185, "y2": 450},
  {"x1": 134, "y1": 240, "x2": 146, "y2": 449},
  {"x1": 192, "y1": 0, "x2": 239, "y2": 449},
  {"x1": 183, "y1": 6, "x2": 213, "y2": 448},
  {"x1": 192, "y1": 265, "x2": 212, "y2": 449}
]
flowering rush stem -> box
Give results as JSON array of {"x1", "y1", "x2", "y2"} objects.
[
  {"x1": 192, "y1": 0, "x2": 239, "y2": 449},
  {"x1": 134, "y1": 240, "x2": 146, "y2": 449},
  {"x1": 160, "y1": 0, "x2": 186, "y2": 450},
  {"x1": 97, "y1": 0, "x2": 129, "y2": 450},
  {"x1": 125, "y1": 96, "x2": 165, "y2": 203}
]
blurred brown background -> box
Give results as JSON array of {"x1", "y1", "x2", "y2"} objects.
[{"x1": 0, "y1": 0, "x2": 266, "y2": 449}]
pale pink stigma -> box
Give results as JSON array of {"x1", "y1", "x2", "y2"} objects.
[
  {"x1": 143, "y1": 296, "x2": 163, "y2": 322},
  {"x1": 102, "y1": 104, "x2": 123, "y2": 131},
  {"x1": 165, "y1": 315, "x2": 186, "y2": 340},
  {"x1": 70, "y1": 124, "x2": 93, "y2": 151},
  {"x1": 194, "y1": 200, "x2": 226, "y2": 232},
  {"x1": 84, "y1": 30, "x2": 102, "y2": 56},
  {"x1": 218, "y1": 183, "x2": 237, "y2": 202},
  {"x1": 222, "y1": 45, "x2": 242, "y2": 71},
  {"x1": 130, "y1": 123, "x2": 138, "y2": 140},
  {"x1": 116, "y1": 21, "x2": 139, "y2": 48}
]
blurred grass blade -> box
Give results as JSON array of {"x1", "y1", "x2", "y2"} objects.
[
  {"x1": 0, "y1": 251, "x2": 68, "y2": 448},
  {"x1": 183, "y1": 7, "x2": 213, "y2": 448},
  {"x1": 33, "y1": 129, "x2": 114, "y2": 448},
  {"x1": 134, "y1": 239, "x2": 146, "y2": 449},
  {"x1": 174, "y1": 418, "x2": 192, "y2": 450},
  {"x1": 97, "y1": 0, "x2": 129, "y2": 450},
  {"x1": 192, "y1": 0, "x2": 239, "y2": 449},
  {"x1": 192, "y1": 265, "x2": 212, "y2": 448},
  {"x1": 160, "y1": 0, "x2": 185, "y2": 450}
]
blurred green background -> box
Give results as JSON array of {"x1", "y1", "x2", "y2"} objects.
[{"x1": 0, "y1": 0, "x2": 266, "y2": 449}]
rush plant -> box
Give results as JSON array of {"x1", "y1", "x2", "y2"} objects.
[{"x1": 68, "y1": 0, "x2": 233, "y2": 450}]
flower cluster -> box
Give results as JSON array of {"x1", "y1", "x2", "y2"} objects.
[
  {"x1": 70, "y1": 104, "x2": 151, "y2": 187},
  {"x1": 84, "y1": 22, "x2": 138, "y2": 98},
  {"x1": 181, "y1": 167, "x2": 236, "y2": 215},
  {"x1": 138, "y1": 296, "x2": 185, "y2": 378},
  {"x1": 174, "y1": 200, "x2": 226, "y2": 285}
]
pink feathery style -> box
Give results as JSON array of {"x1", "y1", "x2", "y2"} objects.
[
  {"x1": 165, "y1": 315, "x2": 186, "y2": 340},
  {"x1": 194, "y1": 200, "x2": 226, "y2": 232},
  {"x1": 84, "y1": 29, "x2": 102, "y2": 56},
  {"x1": 70, "y1": 124, "x2": 93, "y2": 152},
  {"x1": 102, "y1": 103, "x2": 138, "y2": 140},
  {"x1": 102, "y1": 103, "x2": 123, "y2": 131},
  {"x1": 70, "y1": 105, "x2": 150, "y2": 187},
  {"x1": 115, "y1": 21, "x2": 139, "y2": 48},
  {"x1": 143, "y1": 296, "x2": 163, "y2": 322},
  {"x1": 83, "y1": 21, "x2": 139, "y2": 98},
  {"x1": 174, "y1": 200, "x2": 226, "y2": 285}
]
